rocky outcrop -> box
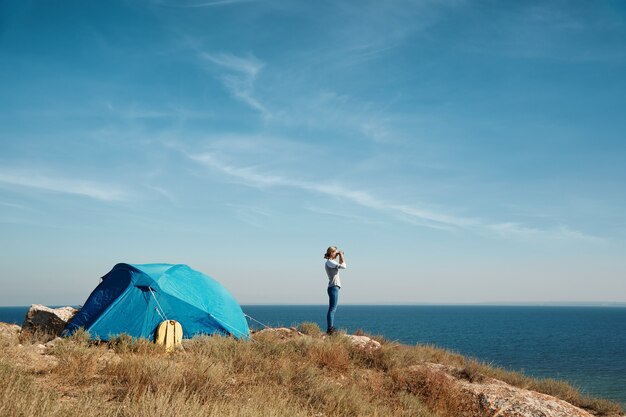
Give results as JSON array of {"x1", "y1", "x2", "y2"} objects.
[
  {"x1": 345, "y1": 334, "x2": 381, "y2": 350},
  {"x1": 464, "y1": 377, "x2": 594, "y2": 417},
  {"x1": 408, "y1": 363, "x2": 597, "y2": 417},
  {"x1": 251, "y1": 328, "x2": 613, "y2": 416},
  {"x1": 253, "y1": 327, "x2": 305, "y2": 339},
  {"x1": 0, "y1": 322, "x2": 622, "y2": 416},
  {"x1": 21, "y1": 304, "x2": 78, "y2": 336},
  {"x1": 253, "y1": 327, "x2": 383, "y2": 351}
]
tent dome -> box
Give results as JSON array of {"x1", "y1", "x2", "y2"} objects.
[{"x1": 64, "y1": 263, "x2": 249, "y2": 340}]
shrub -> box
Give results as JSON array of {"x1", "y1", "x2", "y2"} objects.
[
  {"x1": 395, "y1": 365, "x2": 487, "y2": 417},
  {"x1": 530, "y1": 378, "x2": 623, "y2": 416},
  {"x1": 297, "y1": 321, "x2": 322, "y2": 336},
  {"x1": 51, "y1": 339, "x2": 102, "y2": 385},
  {"x1": 455, "y1": 361, "x2": 485, "y2": 383},
  {"x1": 109, "y1": 333, "x2": 135, "y2": 354},
  {"x1": 354, "y1": 328, "x2": 365, "y2": 336},
  {"x1": 308, "y1": 340, "x2": 351, "y2": 374},
  {"x1": 18, "y1": 328, "x2": 58, "y2": 344}
]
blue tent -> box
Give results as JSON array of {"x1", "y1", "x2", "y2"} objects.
[{"x1": 64, "y1": 263, "x2": 249, "y2": 340}]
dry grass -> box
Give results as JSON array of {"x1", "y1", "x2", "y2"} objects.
[
  {"x1": 297, "y1": 321, "x2": 323, "y2": 337},
  {"x1": 18, "y1": 328, "x2": 58, "y2": 345},
  {"x1": 389, "y1": 365, "x2": 487, "y2": 417},
  {"x1": 0, "y1": 327, "x2": 623, "y2": 417},
  {"x1": 0, "y1": 362, "x2": 65, "y2": 417}
]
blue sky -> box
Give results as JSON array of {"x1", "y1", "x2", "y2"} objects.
[{"x1": 1, "y1": 0, "x2": 625, "y2": 306}]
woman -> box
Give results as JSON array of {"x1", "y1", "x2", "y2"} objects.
[{"x1": 324, "y1": 246, "x2": 347, "y2": 335}]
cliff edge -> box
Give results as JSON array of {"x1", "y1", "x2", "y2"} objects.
[{"x1": 0, "y1": 322, "x2": 622, "y2": 417}]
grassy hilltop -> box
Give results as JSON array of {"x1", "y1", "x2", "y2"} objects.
[{"x1": 0, "y1": 322, "x2": 623, "y2": 417}]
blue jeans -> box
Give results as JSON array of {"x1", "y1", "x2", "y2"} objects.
[{"x1": 327, "y1": 286, "x2": 339, "y2": 330}]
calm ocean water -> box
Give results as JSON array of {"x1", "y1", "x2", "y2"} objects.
[{"x1": 2, "y1": 305, "x2": 625, "y2": 406}]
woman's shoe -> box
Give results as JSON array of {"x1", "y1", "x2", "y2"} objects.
[{"x1": 326, "y1": 327, "x2": 336, "y2": 335}]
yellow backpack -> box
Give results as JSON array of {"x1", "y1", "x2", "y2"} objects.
[{"x1": 155, "y1": 320, "x2": 183, "y2": 352}]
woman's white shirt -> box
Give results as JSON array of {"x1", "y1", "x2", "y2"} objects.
[
  {"x1": 325, "y1": 259, "x2": 347, "y2": 288},
  {"x1": 325, "y1": 259, "x2": 347, "y2": 270}
]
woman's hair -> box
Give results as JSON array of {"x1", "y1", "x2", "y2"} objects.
[{"x1": 324, "y1": 246, "x2": 337, "y2": 259}]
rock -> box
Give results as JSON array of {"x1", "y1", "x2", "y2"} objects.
[
  {"x1": 460, "y1": 376, "x2": 595, "y2": 417},
  {"x1": 45, "y1": 337, "x2": 62, "y2": 348},
  {"x1": 253, "y1": 327, "x2": 382, "y2": 350},
  {"x1": 408, "y1": 363, "x2": 597, "y2": 417},
  {"x1": 97, "y1": 349, "x2": 122, "y2": 366},
  {"x1": 21, "y1": 304, "x2": 78, "y2": 336},
  {"x1": 345, "y1": 334, "x2": 381, "y2": 350},
  {"x1": 254, "y1": 327, "x2": 305, "y2": 339}
]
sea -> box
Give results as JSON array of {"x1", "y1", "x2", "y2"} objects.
[{"x1": 2, "y1": 305, "x2": 625, "y2": 407}]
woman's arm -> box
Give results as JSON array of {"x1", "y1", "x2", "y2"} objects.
[{"x1": 337, "y1": 252, "x2": 346, "y2": 269}]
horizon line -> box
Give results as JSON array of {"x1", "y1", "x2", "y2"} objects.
[{"x1": 3, "y1": 301, "x2": 626, "y2": 308}]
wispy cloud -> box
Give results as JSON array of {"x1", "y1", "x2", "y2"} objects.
[
  {"x1": 154, "y1": 0, "x2": 254, "y2": 8},
  {"x1": 488, "y1": 222, "x2": 604, "y2": 244},
  {"x1": 270, "y1": 91, "x2": 402, "y2": 144},
  {"x1": 460, "y1": 3, "x2": 626, "y2": 62},
  {"x1": 200, "y1": 52, "x2": 270, "y2": 116},
  {"x1": 304, "y1": 206, "x2": 383, "y2": 225},
  {"x1": 184, "y1": 150, "x2": 603, "y2": 242},
  {"x1": 145, "y1": 185, "x2": 177, "y2": 204},
  {"x1": 318, "y1": 0, "x2": 464, "y2": 68},
  {"x1": 0, "y1": 201, "x2": 27, "y2": 210},
  {"x1": 182, "y1": 0, "x2": 253, "y2": 7},
  {"x1": 226, "y1": 203, "x2": 271, "y2": 228},
  {"x1": 0, "y1": 171, "x2": 127, "y2": 202},
  {"x1": 187, "y1": 151, "x2": 473, "y2": 230},
  {"x1": 190, "y1": 44, "x2": 402, "y2": 145},
  {"x1": 103, "y1": 101, "x2": 215, "y2": 121}
]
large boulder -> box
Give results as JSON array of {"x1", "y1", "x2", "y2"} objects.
[{"x1": 22, "y1": 304, "x2": 78, "y2": 336}]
